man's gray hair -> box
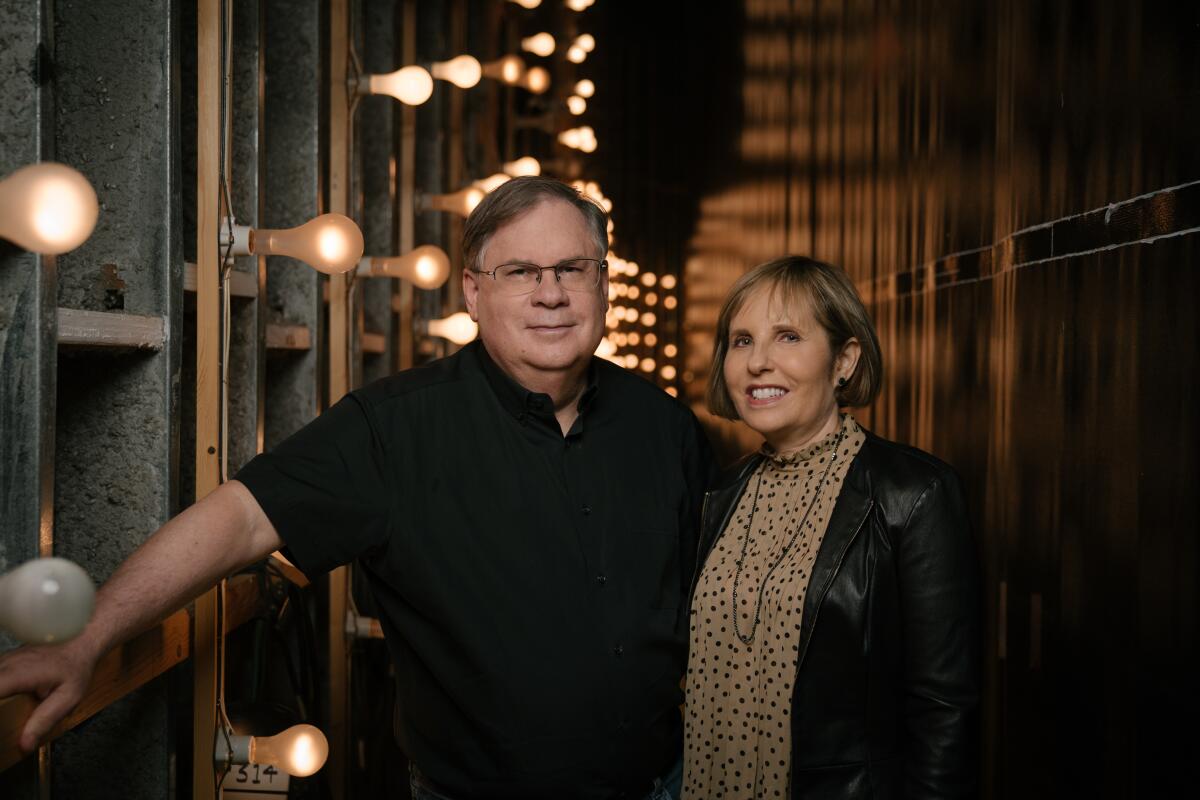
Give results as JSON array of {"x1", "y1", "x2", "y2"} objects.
[{"x1": 462, "y1": 176, "x2": 609, "y2": 271}]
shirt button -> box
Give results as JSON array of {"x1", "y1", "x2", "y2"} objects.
[
  {"x1": 581, "y1": 504, "x2": 591, "y2": 515},
  {"x1": 596, "y1": 574, "x2": 607, "y2": 586},
  {"x1": 612, "y1": 644, "x2": 624, "y2": 657}
]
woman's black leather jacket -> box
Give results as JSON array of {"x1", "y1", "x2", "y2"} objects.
[{"x1": 689, "y1": 429, "x2": 980, "y2": 799}]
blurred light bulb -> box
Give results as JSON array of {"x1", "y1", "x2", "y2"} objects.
[
  {"x1": 566, "y1": 95, "x2": 587, "y2": 115},
  {"x1": 623, "y1": 353, "x2": 638, "y2": 369},
  {"x1": 626, "y1": 261, "x2": 639, "y2": 276},
  {"x1": 482, "y1": 54, "x2": 527, "y2": 85},
  {"x1": 0, "y1": 163, "x2": 99, "y2": 255},
  {"x1": 473, "y1": 173, "x2": 512, "y2": 193},
  {"x1": 644, "y1": 332, "x2": 657, "y2": 346},
  {"x1": 520, "y1": 66, "x2": 551, "y2": 94},
  {"x1": 509, "y1": 0, "x2": 542, "y2": 8},
  {"x1": 661, "y1": 365, "x2": 677, "y2": 380},
  {"x1": 664, "y1": 343, "x2": 677, "y2": 357},
  {"x1": 431, "y1": 55, "x2": 482, "y2": 89},
  {"x1": 623, "y1": 307, "x2": 638, "y2": 322},
  {"x1": 239, "y1": 724, "x2": 330, "y2": 778},
  {"x1": 574, "y1": 34, "x2": 596, "y2": 52},
  {"x1": 427, "y1": 312, "x2": 478, "y2": 345},
  {"x1": 640, "y1": 312, "x2": 657, "y2": 326},
  {"x1": 660, "y1": 274, "x2": 677, "y2": 289},
  {"x1": 566, "y1": 45, "x2": 587, "y2": 64},
  {"x1": 640, "y1": 272, "x2": 657, "y2": 287},
  {"x1": 502, "y1": 157, "x2": 541, "y2": 177},
  {"x1": 420, "y1": 186, "x2": 486, "y2": 218},
  {"x1": 574, "y1": 79, "x2": 595, "y2": 98},
  {"x1": 359, "y1": 244, "x2": 451, "y2": 289},
  {"x1": 665, "y1": 386, "x2": 678, "y2": 397},
  {"x1": 645, "y1": 292, "x2": 657, "y2": 306},
  {"x1": 521, "y1": 33, "x2": 556, "y2": 57},
  {"x1": 363, "y1": 65, "x2": 434, "y2": 105},
  {"x1": 566, "y1": 0, "x2": 594, "y2": 10},
  {"x1": 0, "y1": 557, "x2": 95, "y2": 643},
  {"x1": 595, "y1": 338, "x2": 616, "y2": 358},
  {"x1": 664, "y1": 295, "x2": 677, "y2": 309},
  {"x1": 241, "y1": 214, "x2": 365, "y2": 274},
  {"x1": 640, "y1": 358, "x2": 656, "y2": 373},
  {"x1": 628, "y1": 331, "x2": 640, "y2": 345},
  {"x1": 627, "y1": 285, "x2": 640, "y2": 300}
]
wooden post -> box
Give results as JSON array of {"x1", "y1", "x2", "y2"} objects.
[
  {"x1": 395, "y1": 0, "x2": 418, "y2": 371},
  {"x1": 193, "y1": 0, "x2": 223, "y2": 797}
]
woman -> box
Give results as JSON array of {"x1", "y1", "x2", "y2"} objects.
[{"x1": 684, "y1": 256, "x2": 978, "y2": 799}]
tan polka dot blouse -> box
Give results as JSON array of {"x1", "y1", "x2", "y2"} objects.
[{"x1": 683, "y1": 414, "x2": 866, "y2": 799}]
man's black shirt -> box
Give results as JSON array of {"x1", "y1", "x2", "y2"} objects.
[{"x1": 236, "y1": 341, "x2": 713, "y2": 798}]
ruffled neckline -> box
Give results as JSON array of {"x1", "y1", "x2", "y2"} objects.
[{"x1": 760, "y1": 414, "x2": 858, "y2": 470}]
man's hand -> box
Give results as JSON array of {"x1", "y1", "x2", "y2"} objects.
[{"x1": 0, "y1": 634, "x2": 101, "y2": 752}]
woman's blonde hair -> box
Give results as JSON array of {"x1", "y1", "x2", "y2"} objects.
[{"x1": 706, "y1": 256, "x2": 883, "y2": 418}]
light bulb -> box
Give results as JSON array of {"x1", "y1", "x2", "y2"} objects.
[
  {"x1": 566, "y1": 45, "x2": 587, "y2": 64},
  {"x1": 252, "y1": 724, "x2": 329, "y2": 778},
  {"x1": 427, "y1": 312, "x2": 478, "y2": 345},
  {"x1": 627, "y1": 331, "x2": 640, "y2": 345},
  {"x1": 0, "y1": 557, "x2": 95, "y2": 644},
  {"x1": 664, "y1": 295, "x2": 677, "y2": 309},
  {"x1": 248, "y1": 214, "x2": 364, "y2": 274},
  {"x1": 644, "y1": 332, "x2": 657, "y2": 346},
  {"x1": 665, "y1": 386, "x2": 678, "y2": 397},
  {"x1": 640, "y1": 312, "x2": 657, "y2": 326},
  {"x1": 509, "y1": 0, "x2": 542, "y2": 8},
  {"x1": 431, "y1": 55, "x2": 481, "y2": 89},
  {"x1": 661, "y1": 365, "x2": 677, "y2": 380},
  {"x1": 364, "y1": 65, "x2": 434, "y2": 105},
  {"x1": 567, "y1": 95, "x2": 587, "y2": 115},
  {"x1": 595, "y1": 338, "x2": 616, "y2": 358},
  {"x1": 660, "y1": 274, "x2": 677, "y2": 289},
  {"x1": 664, "y1": 343, "x2": 677, "y2": 357},
  {"x1": 520, "y1": 66, "x2": 551, "y2": 94},
  {"x1": 640, "y1": 358, "x2": 656, "y2": 373},
  {"x1": 645, "y1": 292, "x2": 657, "y2": 306},
  {"x1": 481, "y1": 54, "x2": 526, "y2": 84},
  {"x1": 558, "y1": 129, "x2": 583, "y2": 149},
  {"x1": 574, "y1": 79, "x2": 595, "y2": 98},
  {"x1": 627, "y1": 285, "x2": 640, "y2": 300},
  {"x1": 359, "y1": 245, "x2": 451, "y2": 289},
  {"x1": 420, "y1": 186, "x2": 486, "y2": 218},
  {"x1": 0, "y1": 163, "x2": 99, "y2": 255},
  {"x1": 502, "y1": 157, "x2": 541, "y2": 177},
  {"x1": 521, "y1": 33, "x2": 556, "y2": 58},
  {"x1": 575, "y1": 34, "x2": 596, "y2": 52},
  {"x1": 473, "y1": 173, "x2": 512, "y2": 193},
  {"x1": 623, "y1": 353, "x2": 638, "y2": 368},
  {"x1": 566, "y1": 0, "x2": 595, "y2": 10},
  {"x1": 640, "y1": 272, "x2": 657, "y2": 287}
]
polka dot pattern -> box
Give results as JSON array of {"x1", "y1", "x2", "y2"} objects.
[{"x1": 683, "y1": 415, "x2": 866, "y2": 799}]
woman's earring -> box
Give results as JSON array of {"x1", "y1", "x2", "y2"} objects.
[{"x1": 837, "y1": 376, "x2": 847, "y2": 388}]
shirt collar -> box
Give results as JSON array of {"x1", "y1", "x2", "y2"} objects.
[{"x1": 473, "y1": 340, "x2": 600, "y2": 424}]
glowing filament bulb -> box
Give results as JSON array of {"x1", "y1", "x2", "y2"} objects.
[
  {"x1": 364, "y1": 66, "x2": 434, "y2": 105},
  {"x1": 473, "y1": 173, "x2": 512, "y2": 193},
  {"x1": 359, "y1": 245, "x2": 451, "y2": 289},
  {"x1": 574, "y1": 79, "x2": 595, "y2": 98},
  {"x1": 250, "y1": 725, "x2": 329, "y2": 778},
  {"x1": 431, "y1": 55, "x2": 482, "y2": 89},
  {"x1": 420, "y1": 186, "x2": 486, "y2": 218},
  {"x1": 567, "y1": 95, "x2": 587, "y2": 115},
  {"x1": 520, "y1": 66, "x2": 551, "y2": 94},
  {"x1": 502, "y1": 157, "x2": 541, "y2": 177},
  {"x1": 428, "y1": 312, "x2": 478, "y2": 345},
  {"x1": 248, "y1": 214, "x2": 364, "y2": 274},
  {"x1": 566, "y1": 45, "x2": 587, "y2": 64},
  {"x1": 0, "y1": 557, "x2": 95, "y2": 644},
  {"x1": 521, "y1": 33, "x2": 556, "y2": 57},
  {"x1": 0, "y1": 163, "x2": 99, "y2": 255},
  {"x1": 482, "y1": 55, "x2": 526, "y2": 85}
]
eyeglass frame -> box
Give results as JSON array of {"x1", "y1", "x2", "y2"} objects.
[{"x1": 470, "y1": 257, "x2": 608, "y2": 294}]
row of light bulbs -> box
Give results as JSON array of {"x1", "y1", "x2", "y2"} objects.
[{"x1": 510, "y1": 0, "x2": 598, "y2": 13}]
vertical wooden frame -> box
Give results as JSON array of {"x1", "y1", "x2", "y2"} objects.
[{"x1": 395, "y1": 0, "x2": 418, "y2": 371}]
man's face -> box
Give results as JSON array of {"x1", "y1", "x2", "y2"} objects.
[{"x1": 464, "y1": 199, "x2": 608, "y2": 380}]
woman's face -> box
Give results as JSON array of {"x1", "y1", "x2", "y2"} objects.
[{"x1": 723, "y1": 285, "x2": 858, "y2": 452}]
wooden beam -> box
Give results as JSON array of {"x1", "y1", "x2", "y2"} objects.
[
  {"x1": 268, "y1": 550, "x2": 310, "y2": 587},
  {"x1": 264, "y1": 323, "x2": 312, "y2": 351},
  {"x1": 194, "y1": 0, "x2": 223, "y2": 797},
  {"x1": 184, "y1": 261, "x2": 258, "y2": 298},
  {"x1": 361, "y1": 331, "x2": 386, "y2": 354},
  {"x1": 0, "y1": 609, "x2": 190, "y2": 774},
  {"x1": 396, "y1": 0, "x2": 417, "y2": 371},
  {"x1": 56, "y1": 308, "x2": 166, "y2": 350}
]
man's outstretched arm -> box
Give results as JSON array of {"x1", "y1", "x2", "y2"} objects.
[{"x1": 0, "y1": 479, "x2": 282, "y2": 752}]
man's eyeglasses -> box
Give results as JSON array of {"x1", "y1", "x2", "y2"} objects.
[{"x1": 473, "y1": 258, "x2": 606, "y2": 296}]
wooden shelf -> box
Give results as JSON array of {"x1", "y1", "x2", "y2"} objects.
[
  {"x1": 183, "y1": 261, "x2": 258, "y2": 298},
  {"x1": 361, "y1": 332, "x2": 386, "y2": 354},
  {"x1": 264, "y1": 324, "x2": 311, "y2": 351},
  {"x1": 56, "y1": 308, "x2": 167, "y2": 350}
]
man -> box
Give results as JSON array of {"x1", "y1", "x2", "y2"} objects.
[{"x1": 0, "y1": 177, "x2": 713, "y2": 799}]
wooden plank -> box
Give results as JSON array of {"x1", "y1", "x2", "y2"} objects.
[
  {"x1": 56, "y1": 308, "x2": 166, "y2": 350},
  {"x1": 194, "y1": 0, "x2": 223, "y2": 797},
  {"x1": 0, "y1": 609, "x2": 191, "y2": 774},
  {"x1": 184, "y1": 261, "x2": 258, "y2": 298},
  {"x1": 264, "y1": 324, "x2": 312, "y2": 351},
  {"x1": 396, "y1": 0, "x2": 417, "y2": 371},
  {"x1": 361, "y1": 331, "x2": 386, "y2": 355},
  {"x1": 269, "y1": 550, "x2": 310, "y2": 587}
]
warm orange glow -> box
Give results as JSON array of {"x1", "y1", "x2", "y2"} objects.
[
  {"x1": 640, "y1": 358, "x2": 656, "y2": 373},
  {"x1": 431, "y1": 55, "x2": 482, "y2": 89},
  {"x1": 645, "y1": 333, "x2": 657, "y2": 346},
  {"x1": 640, "y1": 312, "x2": 657, "y2": 327},
  {"x1": 367, "y1": 66, "x2": 434, "y2": 105},
  {"x1": 660, "y1": 274, "x2": 677, "y2": 289},
  {"x1": 664, "y1": 343, "x2": 677, "y2": 357},
  {"x1": 427, "y1": 312, "x2": 478, "y2": 345},
  {"x1": 640, "y1": 272, "x2": 657, "y2": 287},
  {"x1": 421, "y1": 186, "x2": 486, "y2": 218},
  {"x1": 252, "y1": 214, "x2": 364, "y2": 274},
  {"x1": 0, "y1": 163, "x2": 99, "y2": 255},
  {"x1": 661, "y1": 365, "x2": 677, "y2": 380},
  {"x1": 364, "y1": 245, "x2": 451, "y2": 289},
  {"x1": 502, "y1": 157, "x2": 541, "y2": 177},
  {"x1": 567, "y1": 95, "x2": 587, "y2": 115},
  {"x1": 574, "y1": 79, "x2": 595, "y2": 98},
  {"x1": 473, "y1": 173, "x2": 512, "y2": 193},
  {"x1": 482, "y1": 54, "x2": 527, "y2": 84},
  {"x1": 252, "y1": 725, "x2": 330, "y2": 778},
  {"x1": 575, "y1": 33, "x2": 596, "y2": 52},
  {"x1": 521, "y1": 32, "x2": 556, "y2": 57},
  {"x1": 645, "y1": 292, "x2": 657, "y2": 306},
  {"x1": 566, "y1": 45, "x2": 587, "y2": 64},
  {"x1": 664, "y1": 295, "x2": 677, "y2": 309},
  {"x1": 521, "y1": 66, "x2": 551, "y2": 94}
]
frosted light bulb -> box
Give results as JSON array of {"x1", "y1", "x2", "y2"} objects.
[
  {"x1": 502, "y1": 157, "x2": 541, "y2": 177},
  {"x1": 641, "y1": 272, "x2": 657, "y2": 287},
  {"x1": 521, "y1": 33, "x2": 556, "y2": 58},
  {"x1": 640, "y1": 358, "x2": 656, "y2": 373},
  {"x1": 252, "y1": 724, "x2": 329, "y2": 778},
  {"x1": 247, "y1": 214, "x2": 364, "y2": 274},
  {"x1": 481, "y1": 55, "x2": 526, "y2": 84},
  {"x1": 566, "y1": 46, "x2": 587, "y2": 64},
  {"x1": 509, "y1": 0, "x2": 542, "y2": 8},
  {"x1": 661, "y1": 365, "x2": 677, "y2": 380},
  {"x1": 595, "y1": 338, "x2": 616, "y2": 358},
  {"x1": 431, "y1": 55, "x2": 481, "y2": 89},
  {"x1": 660, "y1": 274, "x2": 677, "y2": 289},
  {"x1": 520, "y1": 66, "x2": 551, "y2": 94},
  {"x1": 574, "y1": 34, "x2": 596, "y2": 53},
  {"x1": 574, "y1": 79, "x2": 595, "y2": 98},
  {"x1": 0, "y1": 557, "x2": 95, "y2": 644},
  {"x1": 420, "y1": 186, "x2": 486, "y2": 218},
  {"x1": 558, "y1": 129, "x2": 582, "y2": 149},
  {"x1": 358, "y1": 245, "x2": 451, "y2": 289},
  {"x1": 365, "y1": 66, "x2": 434, "y2": 105},
  {"x1": 566, "y1": 0, "x2": 595, "y2": 10},
  {"x1": 473, "y1": 173, "x2": 512, "y2": 193},
  {"x1": 427, "y1": 312, "x2": 478, "y2": 345},
  {"x1": 566, "y1": 95, "x2": 587, "y2": 115},
  {"x1": 664, "y1": 343, "x2": 678, "y2": 357},
  {"x1": 0, "y1": 163, "x2": 99, "y2": 255}
]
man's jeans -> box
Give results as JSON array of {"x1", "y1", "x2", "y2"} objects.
[{"x1": 409, "y1": 756, "x2": 684, "y2": 800}]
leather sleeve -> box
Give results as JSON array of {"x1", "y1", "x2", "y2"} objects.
[{"x1": 897, "y1": 468, "x2": 980, "y2": 798}]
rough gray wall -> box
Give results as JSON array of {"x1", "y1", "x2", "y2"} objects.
[
  {"x1": 263, "y1": 0, "x2": 322, "y2": 448},
  {"x1": 48, "y1": 0, "x2": 183, "y2": 796}
]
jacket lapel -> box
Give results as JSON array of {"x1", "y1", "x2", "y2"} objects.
[{"x1": 796, "y1": 459, "x2": 874, "y2": 671}]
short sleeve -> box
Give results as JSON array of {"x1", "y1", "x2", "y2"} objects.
[{"x1": 234, "y1": 392, "x2": 393, "y2": 579}]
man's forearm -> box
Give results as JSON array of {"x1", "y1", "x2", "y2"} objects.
[{"x1": 72, "y1": 480, "x2": 281, "y2": 661}]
